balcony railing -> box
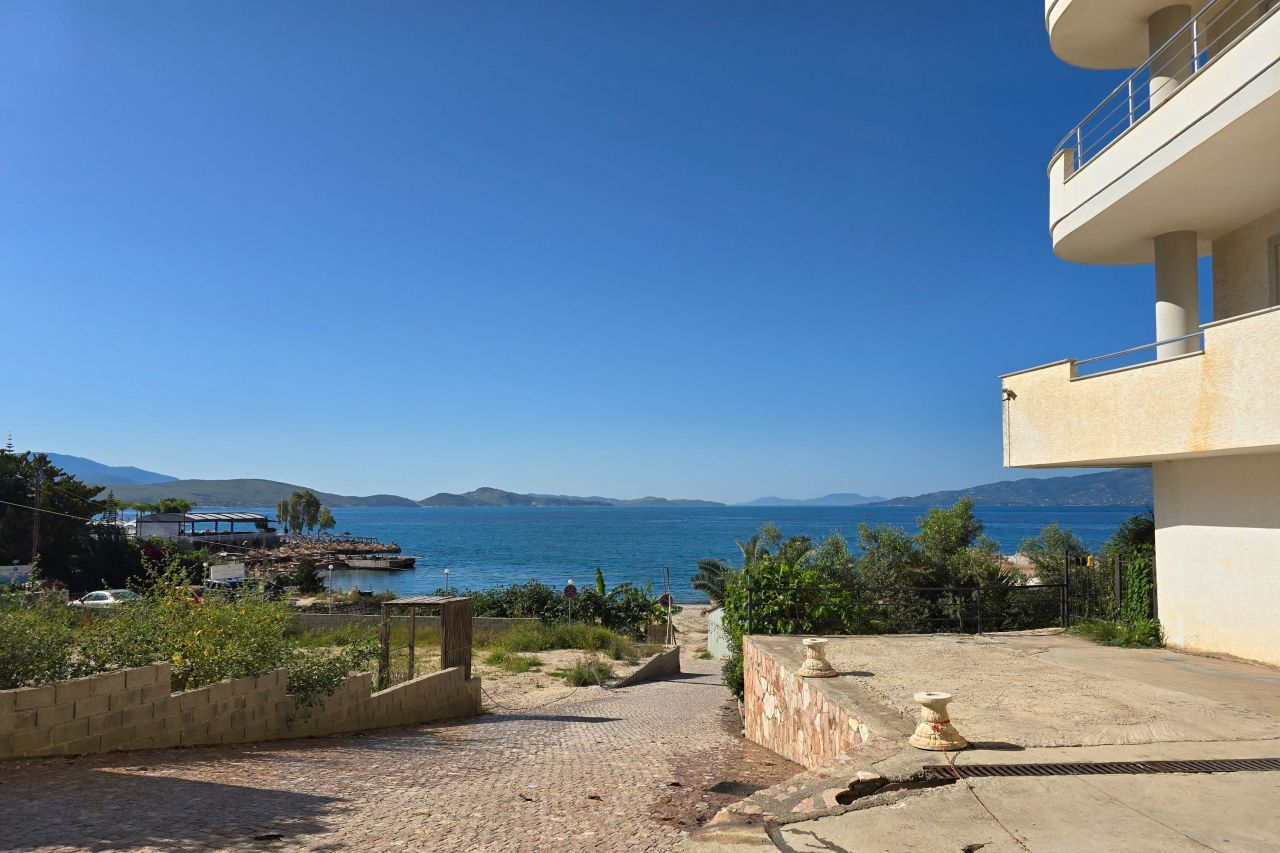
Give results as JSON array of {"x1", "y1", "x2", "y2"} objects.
[
  {"x1": 1052, "y1": 0, "x2": 1278, "y2": 172},
  {"x1": 1073, "y1": 330, "x2": 1205, "y2": 376}
]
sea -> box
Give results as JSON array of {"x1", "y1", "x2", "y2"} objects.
[{"x1": 233, "y1": 504, "x2": 1146, "y2": 604}]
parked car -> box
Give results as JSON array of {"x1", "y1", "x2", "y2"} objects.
[{"x1": 70, "y1": 589, "x2": 141, "y2": 608}]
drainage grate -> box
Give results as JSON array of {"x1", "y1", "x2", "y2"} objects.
[{"x1": 921, "y1": 757, "x2": 1280, "y2": 781}]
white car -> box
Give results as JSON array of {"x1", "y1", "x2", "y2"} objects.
[{"x1": 70, "y1": 589, "x2": 142, "y2": 608}]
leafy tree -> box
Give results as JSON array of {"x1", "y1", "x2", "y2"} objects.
[
  {"x1": 74, "y1": 524, "x2": 145, "y2": 592},
  {"x1": 285, "y1": 490, "x2": 324, "y2": 535},
  {"x1": 0, "y1": 448, "x2": 102, "y2": 584},
  {"x1": 156, "y1": 497, "x2": 193, "y2": 514},
  {"x1": 1019, "y1": 522, "x2": 1088, "y2": 585},
  {"x1": 293, "y1": 558, "x2": 325, "y2": 594},
  {"x1": 318, "y1": 508, "x2": 336, "y2": 534},
  {"x1": 1104, "y1": 512, "x2": 1155, "y2": 557},
  {"x1": 594, "y1": 566, "x2": 606, "y2": 596}
]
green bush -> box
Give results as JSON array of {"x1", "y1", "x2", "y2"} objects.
[
  {"x1": 464, "y1": 576, "x2": 674, "y2": 639},
  {"x1": 0, "y1": 594, "x2": 77, "y2": 688},
  {"x1": 560, "y1": 656, "x2": 614, "y2": 686},
  {"x1": 286, "y1": 637, "x2": 379, "y2": 711},
  {"x1": 1071, "y1": 617, "x2": 1162, "y2": 648}
]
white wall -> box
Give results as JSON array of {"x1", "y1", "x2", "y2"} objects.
[
  {"x1": 1213, "y1": 204, "x2": 1280, "y2": 320},
  {"x1": 1153, "y1": 453, "x2": 1280, "y2": 665}
]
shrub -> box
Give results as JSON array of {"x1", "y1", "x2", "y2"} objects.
[
  {"x1": 292, "y1": 558, "x2": 325, "y2": 595},
  {"x1": 484, "y1": 649, "x2": 541, "y2": 673},
  {"x1": 286, "y1": 636, "x2": 379, "y2": 711},
  {"x1": 0, "y1": 594, "x2": 77, "y2": 688},
  {"x1": 497, "y1": 623, "x2": 635, "y2": 660},
  {"x1": 560, "y1": 656, "x2": 614, "y2": 686},
  {"x1": 1072, "y1": 617, "x2": 1162, "y2": 648}
]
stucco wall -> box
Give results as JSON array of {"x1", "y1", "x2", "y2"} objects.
[
  {"x1": 1153, "y1": 453, "x2": 1280, "y2": 667},
  {"x1": 0, "y1": 662, "x2": 481, "y2": 761},
  {"x1": 1002, "y1": 304, "x2": 1280, "y2": 466},
  {"x1": 1213, "y1": 204, "x2": 1280, "y2": 320}
]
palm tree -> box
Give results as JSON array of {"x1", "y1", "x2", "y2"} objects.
[
  {"x1": 736, "y1": 535, "x2": 763, "y2": 571},
  {"x1": 691, "y1": 558, "x2": 732, "y2": 605}
]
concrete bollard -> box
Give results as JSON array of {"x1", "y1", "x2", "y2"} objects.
[
  {"x1": 797, "y1": 637, "x2": 837, "y2": 678},
  {"x1": 908, "y1": 691, "x2": 968, "y2": 750}
]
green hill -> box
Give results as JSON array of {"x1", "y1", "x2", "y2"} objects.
[
  {"x1": 100, "y1": 479, "x2": 418, "y2": 509},
  {"x1": 870, "y1": 469, "x2": 1152, "y2": 507}
]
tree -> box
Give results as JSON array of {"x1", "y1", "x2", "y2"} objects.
[
  {"x1": 691, "y1": 558, "x2": 732, "y2": 605},
  {"x1": 0, "y1": 449, "x2": 102, "y2": 583},
  {"x1": 156, "y1": 497, "x2": 193, "y2": 514},
  {"x1": 292, "y1": 558, "x2": 324, "y2": 594},
  {"x1": 317, "y1": 508, "x2": 336, "y2": 534},
  {"x1": 286, "y1": 490, "x2": 323, "y2": 535},
  {"x1": 1019, "y1": 522, "x2": 1088, "y2": 584}
]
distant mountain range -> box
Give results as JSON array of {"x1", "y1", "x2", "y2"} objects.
[
  {"x1": 870, "y1": 468, "x2": 1152, "y2": 507},
  {"x1": 50, "y1": 451, "x2": 1152, "y2": 510},
  {"x1": 420, "y1": 487, "x2": 722, "y2": 507},
  {"x1": 99, "y1": 479, "x2": 420, "y2": 509},
  {"x1": 42, "y1": 453, "x2": 177, "y2": 486},
  {"x1": 739, "y1": 493, "x2": 884, "y2": 507}
]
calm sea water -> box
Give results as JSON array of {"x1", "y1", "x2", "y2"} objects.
[{"x1": 244, "y1": 504, "x2": 1145, "y2": 603}]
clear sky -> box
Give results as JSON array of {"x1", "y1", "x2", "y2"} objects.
[{"x1": 1, "y1": 3, "x2": 1200, "y2": 503}]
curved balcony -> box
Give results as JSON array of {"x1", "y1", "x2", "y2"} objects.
[
  {"x1": 1000, "y1": 306, "x2": 1280, "y2": 468},
  {"x1": 1046, "y1": 0, "x2": 1213, "y2": 69},
  {"x1": 1048, "y1": 0, "x2": 1280, "y2": 264}
]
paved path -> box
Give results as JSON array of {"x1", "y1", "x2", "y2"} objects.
[{"x1": 0, "y1": 659, "x2": 794, "y2": 852}]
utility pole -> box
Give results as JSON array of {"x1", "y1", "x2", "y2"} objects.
[{"x1": 29, "y1": 465, "x2": 40, "y2": 565}]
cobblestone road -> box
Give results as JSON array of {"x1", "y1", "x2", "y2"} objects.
[{"x1": 0, "y1": 658, "x2": 795, "y2": 852}]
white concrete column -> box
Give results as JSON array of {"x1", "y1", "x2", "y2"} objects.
[
  {"x1": 1155, "y1": 230, "x2": 1200, "y2": 359},
  {"x1": 1149, "y1": 5, "x2": 1194, "y2": 110}
]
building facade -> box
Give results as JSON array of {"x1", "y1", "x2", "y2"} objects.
[{"x1": 1004, "y1": 1, "x2": 1280, "y2": 664}]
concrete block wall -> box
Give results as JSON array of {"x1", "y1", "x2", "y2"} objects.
[{"x1": 0, "y1": 663, "x2": 481, "y2": 761}]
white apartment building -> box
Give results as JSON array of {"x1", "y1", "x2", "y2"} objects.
[{"x1": 1003, "y1": 0, "x2": 1280, "y2": 665}]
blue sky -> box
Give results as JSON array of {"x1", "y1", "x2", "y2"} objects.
[{"x1": 1, "y1": 3, "x2": 1194, "y2": 502}]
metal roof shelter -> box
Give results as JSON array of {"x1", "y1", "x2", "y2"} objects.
[
  {"x1": 378, "y1": 595, "x2": 473, "y2": 689},
  {"x1": 137, "y1": 512, "x2": 272, "y2": 523}
]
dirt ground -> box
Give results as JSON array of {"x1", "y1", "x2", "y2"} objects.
[{"x1": 476, "y1": 606, "x2": 717, "y2": 711}]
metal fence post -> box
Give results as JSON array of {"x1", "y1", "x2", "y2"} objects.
[
  {"x1": 1063, "y1": 552, "x2": 1072, "y2": 629},
  {"x1": 1113, "y1": 553, "x2": 1122, "y2": 617}
]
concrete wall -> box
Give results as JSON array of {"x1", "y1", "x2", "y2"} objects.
[
  {"x1": 1002, "y1": 303, "x2": 1280, "y2": 467},
  {"x1": 707, "y1": 608, "x2": 731, "y2": 659},
  {"x1": 614, "y1": 646, "x2": 681, "y2": 687},
  {"x1": 1213, "y1": 204, "x2": 1280, "y2": 320},
  {"x1": 1153, "y1": 453, "x2": 1280, "y2": 666},
  {"x1": 0, "y1": 662, "x2": 481, "y2": 761},
  {"x1": 292, "y1": 613, "x2": 539, "y2": 633}
]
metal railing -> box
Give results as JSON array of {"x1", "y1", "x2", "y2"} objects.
[
  {"x1": 1073, "y1": 329, "x2": 1205, "y2": 374},
  {"x1": 1053, "y1": 0, "x2": 1278, "y2": 171}
]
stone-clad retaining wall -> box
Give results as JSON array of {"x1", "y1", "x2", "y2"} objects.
[
  {"x1": 743, "y1": 637, "x2": 873, "y2": 770},
  {"x1": 0, "y1": 663, "x2": 480, "y2": 761}
]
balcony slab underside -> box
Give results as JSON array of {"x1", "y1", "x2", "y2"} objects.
[
  {"x1": 1047, "y1": 0, "x2": 1214, "y2": 69},
  {"x1": 1050, "y1": 11, "x2": 1280, "y2": 265},
  {"x1": 1001, "y1": 306, "x2": 1280, "y2": 468}
]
